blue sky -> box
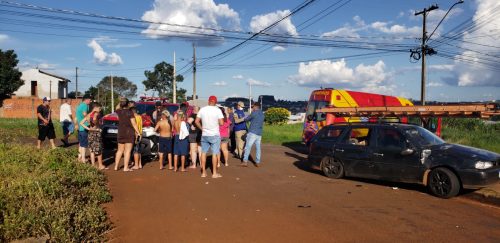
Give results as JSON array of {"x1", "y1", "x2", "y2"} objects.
[{"x1": 0, "y1": 0, "x2": 499, "y2": 102}]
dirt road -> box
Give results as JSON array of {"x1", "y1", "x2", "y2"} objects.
[{"x1": 105, "y1": 144, "x2": 500, "y2": 242}]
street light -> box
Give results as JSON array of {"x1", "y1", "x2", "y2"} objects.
[{"x1": 427, "y1": 0, "x2": 464, "y2": 43}]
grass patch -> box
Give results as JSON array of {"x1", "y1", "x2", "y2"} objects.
[
  {"x1": 0, "y1": 139, "x2": 111, "y2": 241},
  {"x1": 441, "y1": 118, "x2": 500, "y2": 153},
  {"x1": 262, "y1": 123, "x2": 303, "y2": 145},
  {"x1": 0, "y1": 118, "x2": 65, "y2": 142}
]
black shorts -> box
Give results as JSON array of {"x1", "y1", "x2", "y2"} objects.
[{"x1": 38, "y1": 123, "x2": 56, "y2": 141}]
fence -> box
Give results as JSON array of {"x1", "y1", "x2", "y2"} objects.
[{"x1": 0, "y1": 97, "x2": 80, "y2": 120}]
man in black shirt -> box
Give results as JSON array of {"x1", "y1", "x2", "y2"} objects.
[{"x1": 37, "y1": 97, "x2": 56, "y2": 149}]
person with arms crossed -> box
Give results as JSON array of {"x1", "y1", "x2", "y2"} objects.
[
  {"x1": 36, "y1": 97, "x2": 56, "y2": 149},
  {"x1": 241, "y1": 103, "x2": 265, "y2": 167},
  {"x1": 233, "y1": 101, "x2": 247, "y2": 160},
  {"x1": 195, "y1": 96, "x2": 224, "y2": 178}
]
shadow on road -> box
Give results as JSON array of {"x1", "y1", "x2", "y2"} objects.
[{"x1": 282, "y1": 141, "x2": 308, "y2": 155}]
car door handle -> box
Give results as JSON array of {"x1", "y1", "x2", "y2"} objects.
[
  {"x1": 373, "y1": 153, "x2": 384, "y2": 157},
  {"x1": 335, "y1": 149, "x2": 344, "y2": 152}
]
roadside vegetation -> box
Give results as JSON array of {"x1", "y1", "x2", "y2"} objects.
[{"x1": 0, "y1": 118, "x2": 111, "y2": 242}]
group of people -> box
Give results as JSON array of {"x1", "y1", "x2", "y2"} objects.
[{"x1": 35, "y1": 94, "x2": 265, "y2": 179}]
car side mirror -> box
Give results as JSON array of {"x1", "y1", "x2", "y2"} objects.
[{"x1": 401, "y1": 148, "x2": 415, "y2": 156}]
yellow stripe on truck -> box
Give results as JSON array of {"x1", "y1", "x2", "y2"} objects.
[
  {"x1": 397, "y1": 97, "x2": 414, "y2": 106},
  {"x1": 331, "y1": 90, "x2": 359, "y2": 107}
]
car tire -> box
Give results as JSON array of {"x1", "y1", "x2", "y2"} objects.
[
  {"x1": 428, "y1": 167, "x2": 461, "y2": 199},
  {"x1": 320, "y1": 156, "x2": 344, "y2": 179}
]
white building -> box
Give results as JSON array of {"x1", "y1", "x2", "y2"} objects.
[{"x1": 14, "y1": 68, "x2": 70, "y2": 99}]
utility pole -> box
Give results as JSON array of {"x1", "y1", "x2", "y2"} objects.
[
  {"x1": 192, "y1": 43, "x2": 197, "y2": 101},
  {"x1": 249, "y1": 83, "x2": 252, "y2": 114},
  {"x1": 173, "y1": 51, "x2": 177, "y2": 104},
  {"x1": 111, "y1": 74, "x2": 115, "y2": 113},
  {"x1": 49, "y1": 80, "x2": 52, "y2": 99},
  {"x1": 415, "y1": 4, "x2": 438, "y2": 106},
  {"x1": 75, "y1": 67, "x2": 78, "y2": 98}
]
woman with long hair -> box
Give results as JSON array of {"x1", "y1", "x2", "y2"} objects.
[
  {"x1": 218, "y1": 106, "x2": 231, "y2": 167},
  {"x1": 80, "y1": 103, "x2": 106, "y2": 170},
  {"x1": 114, "y1": 98, "x2": 141, "y2": 172},
  {"x1": 187, "y1": 106, "x2": 201, "y2": 169}
]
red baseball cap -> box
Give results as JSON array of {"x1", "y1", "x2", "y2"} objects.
[{"x1": 208, "y1": 95, "x2": 217, "y2": 103}]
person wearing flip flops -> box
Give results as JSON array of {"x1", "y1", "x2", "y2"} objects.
[{"x1": 195, "y1": 96, "x2": 224, "y2": 178}]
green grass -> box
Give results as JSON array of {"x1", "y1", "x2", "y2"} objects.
[
  {"x1": 262, "y1": 123, "x2": 303, "y2": 145},
  {"x1": 0, "y1": 119, "x2": 111, "y2": 242}
]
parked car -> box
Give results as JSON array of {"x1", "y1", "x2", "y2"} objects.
[{"x1": 308, "y1": 123, "x2": 500, "y2": 198}]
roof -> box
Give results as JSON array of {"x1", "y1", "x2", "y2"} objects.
[{"x1": 38, "y1": 69, "x2": 70, "y2": 82}]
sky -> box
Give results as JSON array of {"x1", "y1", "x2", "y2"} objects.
[{"x1": 0, "y1": 0, "x2": 499, "y2": 102}]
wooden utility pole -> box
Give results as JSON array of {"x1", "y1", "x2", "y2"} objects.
[
  {"x1": 75, "y1": 67, "x2": 78, "y2": 97},
  {"x1": 111, "y1": 74, "x2": 115, "y2": 113},
  {"x1": 192, "y1": 43, "x2": 197, "y2": 101},
  {"x1": 49, "y1": 80, "x2": 52, "y2": 99},
  {"x1": 415, "y1": 4, "x2": 438, "y2": 106},
  {"x1": 173, "y1": 52, "x2": 177, "y2": 103}
]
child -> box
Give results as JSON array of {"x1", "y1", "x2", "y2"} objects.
[
  {"x1": 155, "y1": 110, "x2": 173, "y2": 170},
  {"x1": 80, "y1": 103, "x2": 106, "y2": 170},
  {"x1": 173, "y1": 111, "x2": 189, "y2": 172},
  {"x1": 218, "y1": 106, "x2": 231, "y2": 167},
  {"x1": 131, "y1": 107, "x2": 143, "y2": 170}
]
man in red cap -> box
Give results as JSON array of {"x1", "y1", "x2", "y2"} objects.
[{"x1": 195, "y1": 95, "x2": 224, "y2": 178}]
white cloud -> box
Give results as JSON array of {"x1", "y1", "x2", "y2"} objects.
[
  {"x1": 289, "y1": 59, "x2": 395, "y2": 94},
  {"x1": 272, "y1": 45, "x2": 286, "y2": 52},
  {"x1": 87, "y1": 38, "x2": 123, "y2": 65},
  {"x1": 427, "y1": 82, "x2": 444, "y2": 87},
  {"x1": 232, "y1": 74, "x2": 244, "y2": 79},
  {"x1": 107, "y1": 43, "x2": 142, "y2": 48},
  {"x1": 141, "y1": 0, "x2": 240, "y2": 46},
  {"x1": 370, "y1": 21, "x2": 420, "y2": 36},
  {"x1": 443, "y1": 0, "x2": 500, "y2": 87},
  {"x1": 247, "y1": 78, "x2": 271, "y2": 87},
  {"x1": 0, "y1": 34, "x2": 8, "y2": 42},
  {"x1": 212, "y1": 81, "x2": 227, "y2": 86},
  {"x1": 321, "y1": 26, "x2": 360, "y2": 38},
  {"x1": 249, "y1": 10, "x2": 298, "y2": 36}
]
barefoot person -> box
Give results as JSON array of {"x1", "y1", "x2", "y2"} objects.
[
  {"x1": 36, "y1": 97, "x2": 56, "y2": 149},
  {"x1": 76, "y1": 95, "x2": 91, "y2": 162},
  {"x1": 187, "y1": 106, "x2": 201, "y2": 169},
  {"x1": 59, "y1": 98, "x2": 73, "y2": 147},
  {"x1": 114, "y1": 98, "x2": 141, "y2": 172},
  {"x1": 131, "y1": 107, "x2": 143, "y2": 170},
  {"x1": 218, "y1": 106, "x2": 231, "y2": 167},
  {"x1": 155, "y1": 110, "x2": 173, "y2": 170},
  {"x1": 195, "y1": 96, "x2": 224, "y2": 178},
  {"x1": 80, "y1": 103, "x2": 106, "y2": 170},
  {"x1": 173, "y1": 111, "x2": 189, "y2": 172}
]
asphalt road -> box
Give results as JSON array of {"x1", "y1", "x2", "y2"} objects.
[{"x1": 104, "y1": 144, "x2": 500, "y2": 243}]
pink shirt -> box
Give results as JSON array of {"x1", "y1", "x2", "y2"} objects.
[{"x1": 219, "y1": 119, "x2": 232, "y2": 138}]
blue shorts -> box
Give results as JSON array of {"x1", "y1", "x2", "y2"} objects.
[
  {"x1": 158, "y1": 137, "x2": 172, "y2": 154},
  {"x1": 133, "y1": 136, "x2": 142, "y2": 154},
  {"x1": 173, "y1": 135, "x2": 189, "y2": 156},
  {"x1": 78, "y1": 130, "x2": 89, "y2": 148},
  {"x1": 201, "y1": 136, "x2": 220, "y2": 155},
  {"x1": 61, "y1": 121, "x2": 74, "y2": 135}
]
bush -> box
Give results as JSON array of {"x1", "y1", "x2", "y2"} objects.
[
  {"x1": 0, "y1": 144, "x2": 111, "y2": 242},
  {"x1": 265, "y1": 107, "x2": 290, "y2": 125}
]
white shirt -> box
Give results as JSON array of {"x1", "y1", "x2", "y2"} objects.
[
  {"x1": 60, "y1": 103, "x2": 72, "y2": 122},
  {"x1": 197, "y1": 105, "x2": 223, "y2": 136}
]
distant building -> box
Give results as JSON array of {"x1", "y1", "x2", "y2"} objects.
[{"x1": 14, "y1": 68, "x2": 70, "y2": 99}]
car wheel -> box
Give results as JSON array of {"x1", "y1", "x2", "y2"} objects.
[
  {"x1": 428, "y1": 167, "x2": 460, "y2": 199},
  {"x1": 320, "y1": 156, "x2": 344, "y2": 179}
]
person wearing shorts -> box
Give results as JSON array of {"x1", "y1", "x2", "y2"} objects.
[
  {"x1": 173, "y1": 111, "x2": 189, "y2": 172},
  {"x1": 60, "y1": 98, "x2": 73, "y2": 147},
  {"x1": 131, "y1": 107, "x2": 143, "y2": 170},
  {"x1": 76, "y1": 95, "x2": 91, "y2": 162},
  {"x1": 155, "y1": 110, "x2": 173, "y2": 170},
  {"x1": 218, "y1": 106, "x2": 231, "y2": 167},
  {"x1": 37, "y1": 97, "x2": 56, "y2": 149},
  {"x1": 195, "y1": 96, "x2": 224, "y2": 178},
  {"x1": 187, "y1": 107, "x2": 201, "y2": 169}
]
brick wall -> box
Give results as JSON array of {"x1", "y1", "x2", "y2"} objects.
[{"x1": 0, "y1": 97, "x2": 80, "y2": 120}]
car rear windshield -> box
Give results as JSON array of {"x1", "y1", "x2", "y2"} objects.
[
  {"x1": 403, "y1": 126, "x2": 445, "y2": 146},
  {"x1": 136, "y1": 103, "x2": 155, "y2": 115}
]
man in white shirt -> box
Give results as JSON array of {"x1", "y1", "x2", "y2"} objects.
[
  {"x1": 195, "y1": 95, "x2": 224, "y2": 178},
  {"x1": 60, "y1": 98, "x2": 73, "y2": 147}
]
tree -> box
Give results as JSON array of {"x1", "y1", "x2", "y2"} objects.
[
  {"x1": 84, "y1": 86, "x2": 98, "y2": 99},
  {"x1": 0, "y1": 49, "x2": 23, "y2": 104},
  {"x1": 98, "y1": 76, "x2": 137, "y2": 99},
  {"x1": 68, "y1": 91, "x2": 83, "y2": 99},
  {"x1": 143, "y1": 61, "x2": 186, "y2": 102}
]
